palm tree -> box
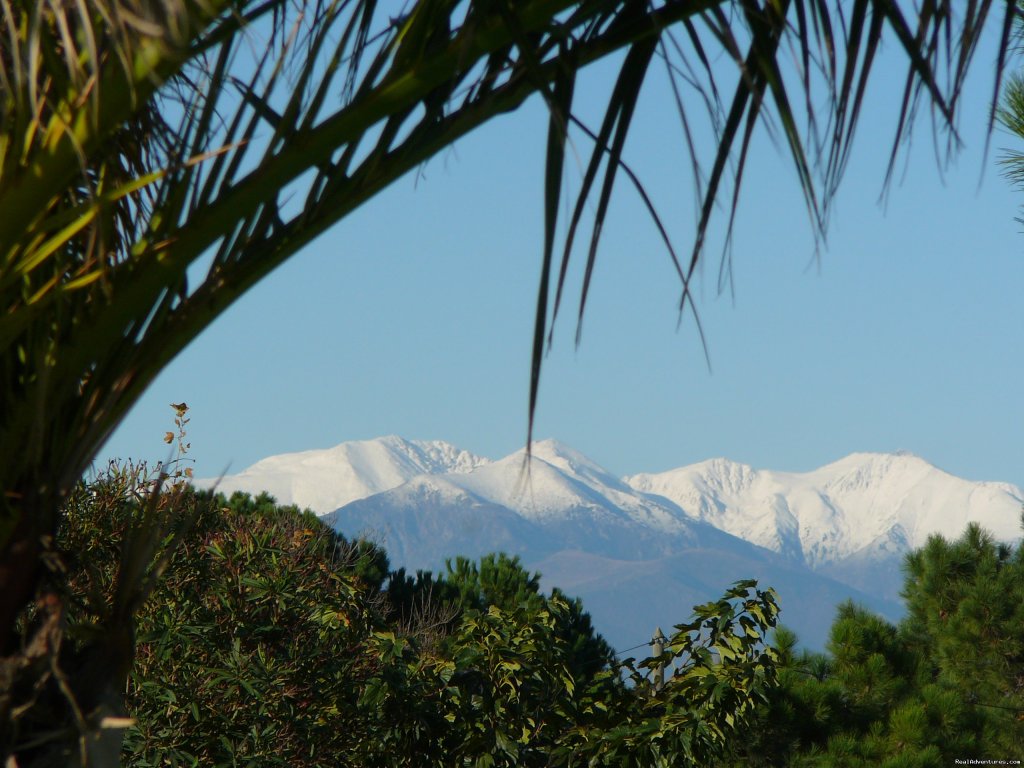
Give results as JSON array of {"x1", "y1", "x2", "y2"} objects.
[
  {"x1": 1000, "y1": 66, "x2": 1024, "y2": 209},
  {"x1": 0, "y1": 0, "x2": 1017, "y2": 759}
]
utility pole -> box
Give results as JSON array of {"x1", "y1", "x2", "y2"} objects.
[{"x1": 651, "y1": 627, "x2": 666, "y2": 693}]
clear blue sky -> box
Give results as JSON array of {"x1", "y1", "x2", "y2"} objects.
[{"x1": 101, "y1": 28, "x2": 1024, "y2": 488}]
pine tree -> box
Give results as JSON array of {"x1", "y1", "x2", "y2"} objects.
[{"x1": 902, "y1": 521, "x2": 1024, "y2": 756}]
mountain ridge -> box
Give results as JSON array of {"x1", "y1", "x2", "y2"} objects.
[
  {"x1": 626, "y1": 450, "x2": 1022, "y2": 574},
  {"x1": 194, "y1": 435, "x2": 489, "y2": 513},
  {"x1": 198, "y1": 437, "x2": 1022, "y2": 649}
]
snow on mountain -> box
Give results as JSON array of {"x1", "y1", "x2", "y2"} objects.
[
  {"x1": 194, "y1": 435, "x2": 488, "y2": 514},
  {"x1": 322, "y1": 474, "x2": 550, "y2": 569},
  {"x1": 453, "y1": 440, "x2": 698, "y2": 535},
  {"x1": 626, "y1": 451, "x2": 1024, "y2": 595},
  {"x1": 324, "y1": 438, "x2": 764, "y2": 564}
]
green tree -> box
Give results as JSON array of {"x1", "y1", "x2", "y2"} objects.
[
  {"x1": 325, "y1": 574, "x2": 782, "y2": 767},
  {"x1": 0, "y1": 407, "x2": 202, "y2": 765},
  {"x1": 902, "y1": 523, "x2": 1024, "y2": 756},
  {"x1": 36, "y1": 478, "x2": 422, "y2": 766},
  {"x1": 387, "y1": 553, "x2": 615, "y2": 684},
  {"x1": 726, "y1": 523, "x2": 1024, "y2": 767}
]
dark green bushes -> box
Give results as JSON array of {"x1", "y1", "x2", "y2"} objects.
[{"x1": 48, "y1": 468, "x2": 779, "y2": 767}]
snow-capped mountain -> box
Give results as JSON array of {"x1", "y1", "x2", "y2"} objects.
[
  {"x1": 200, "y1": 437, "x2": 1021, "y2": 650},
  {"x1": 323, "y1": 439, "x2": 768, "y2": 564},
  {"x1": 626, "y1": 452, "x2": 1023, "y2": 598},
  {"x1": 195, "y1": 435, "x2": 488, "y2": 514}
]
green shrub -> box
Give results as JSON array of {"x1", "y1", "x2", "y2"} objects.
[{"x1": 55, "y1": 474, "x2": 779, "y2": 767}]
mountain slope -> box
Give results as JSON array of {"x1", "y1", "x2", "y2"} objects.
[
  {"x1": 324, "y1": 439, "x2": 768, "y2": 564},
  {"x1": 626, "y1": 452, "x2": 1023, "y2": 569},
  {"x1": 532, "y1": 550, "x2": 902, "y2": 652},
  {"x1": 195, "y1": 435, "x2": 488, "y2": 514}
]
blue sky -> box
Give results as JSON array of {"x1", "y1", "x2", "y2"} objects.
[{"x1": 101, "y1": 28, "x2": 1024, "y2": 489}]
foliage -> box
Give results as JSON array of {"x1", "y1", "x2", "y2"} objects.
[
  {"x1": 43, "y1": 480, "x2": 780, "y2": 766},
  {"x1": 725, "y1": 522, "x2": 1024, "y2": 767},
  {"x1": 383, "y1": 553, "x2": 782, "y2": 765},
  {"x1": 62, "y1": 487, "x2": 391, "y2": 766},
  {"x1": 552, "y1": 580, "x2": 781, "y2": 768},
  {"x1": 387, "y1": 553, "x2": 615, "y2": 683},
  {"x1": 902, "y1": 523, "x2": 1024, "y2": 756},
  {"x1": 1, "y1": 417, "x2": 203, "y2": 766}
]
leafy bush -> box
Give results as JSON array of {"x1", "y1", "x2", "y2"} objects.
[
  {"x1": 60, "y1": 484, "x2": 383, "y2": 765},
  {"x1": 53, "y1": 478, "x2": 780, "y2": 766}
]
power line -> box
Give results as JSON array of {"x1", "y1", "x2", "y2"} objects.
[{"x1": 615, "y1": 639, "x2": 657, "y2": 656}]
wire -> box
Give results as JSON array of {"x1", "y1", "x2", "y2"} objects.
[{"x1": 615, "y1": 640, "x2": 656, "y2": 656}]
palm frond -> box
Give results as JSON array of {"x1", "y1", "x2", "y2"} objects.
[{"x1": 998, "y1": 69, "x2": 1024, "y2": 224}]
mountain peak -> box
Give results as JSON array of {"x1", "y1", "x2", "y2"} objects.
[
  {"x1": 625, "y1": 450, "x2": 1022, "y2": 572},
  {"x1": 196, "y1": 435, "x2": 488, "y2": 514},
  {"x1": 528, "y1": 439, "x2": 614, "y2": 479},
  {"x1": 818, "y1": 450, "x2": 936, "y2": 472}
]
